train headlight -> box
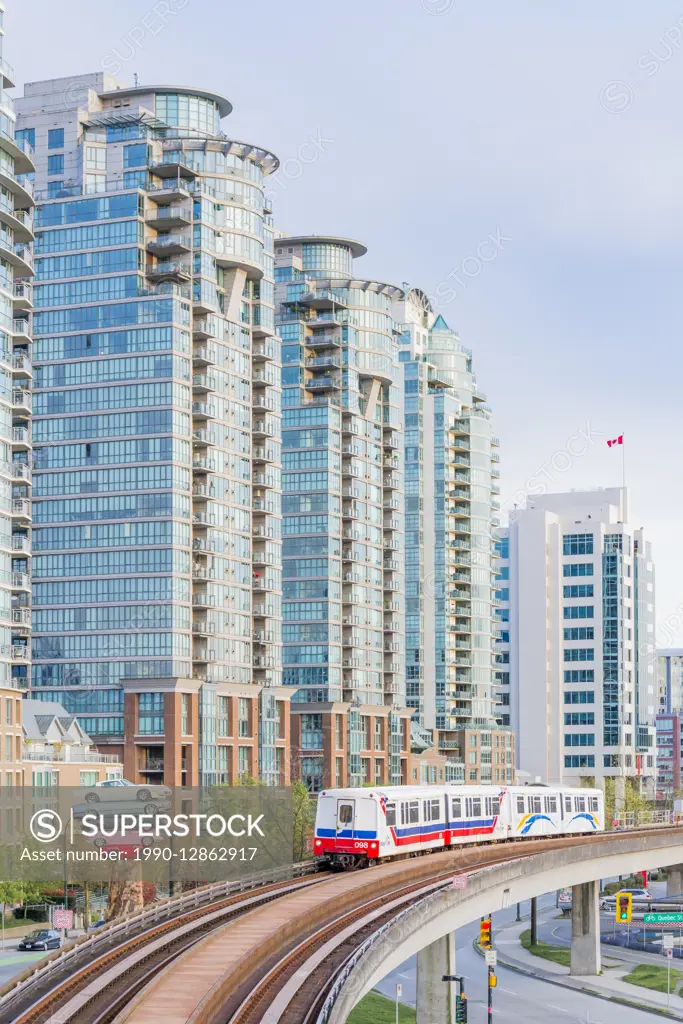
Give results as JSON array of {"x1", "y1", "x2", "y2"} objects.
[{"x1": 315, "y1": 839, "x2": 322, "y2": 847}]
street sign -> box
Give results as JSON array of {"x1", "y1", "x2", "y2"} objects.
[
  {"x1": 451, "y1": 874, "x2": 468, "y2": 891},
  {"x1": 53, "y1": 909, "x2": 72, "y2": 929},
  {"x1": 396, "y1": 984, "x2": 402, "y2": 997},
  {"x1": 645, "y1": 913, "x2": 683, "y2": 923},
  {"x1": 667, "y1": 949, "x2": 674, "y2": 959},
  {"x1": 663, "y1": 934, "x2": 675, "y2": 950},
  {"x1": 485, "y1": 950, "x2": 498, "y2": 967}
]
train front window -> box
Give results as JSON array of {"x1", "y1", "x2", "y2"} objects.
[
  {"x1": 385, "y1": 802, "x2": 396, "y2": 827},
  {"x1": 338, "y1": 802, "x2": 354, "y2": 825}
]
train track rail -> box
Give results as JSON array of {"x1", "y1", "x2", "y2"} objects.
[
  {"x1": 1, "y1": 873, "x2": 326, "y2": 1024},
  {"x1": 5, "y1": 825, "x2": 681, "y2": 1024}
]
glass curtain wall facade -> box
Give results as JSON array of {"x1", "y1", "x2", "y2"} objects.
[
  {"x1": 396, "y1": 304, "x2": 505, "y2": 780},
  {"x1": 0, "y1": 3, "x2": 35, "y2": 699},
  {"x1": 17, "y1": 73, "x2": 288, "y2": 785},
  {"x1": 275, "y1": 236, "x2": 409, "y2": 789}
]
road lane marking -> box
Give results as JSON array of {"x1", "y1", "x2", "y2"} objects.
[{"x1": 546, "y1": 1004, "x2": 571, "y2": 1013}]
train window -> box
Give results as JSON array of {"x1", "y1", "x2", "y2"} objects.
[
  {"x1": 408, "y1": 800, "x2": 420, "y2": 824},
  {"x1": 516, "y1": 796, "x2": 525, "y2": 814},
  {"x1": 452, "y1": 797, "x2": 462, "y2": 818},
  {"x1": 471, "y1": 797, "x2": 482, "y2": 817},
  {"x1": 338, "y1": 803, "x2": 354, "y2": 824},
  {"x1": 485, "y1": 797, "x2": 500, "y2": 816},
  {"x1": 565, "y1": 796, "x2": 572, "y2": 813},
  {"x1": 386, "y1": 803, "x2": 396, "y2": 827},
  {"x1": 424, "y1": 798, "x2": 441, "y2": 822},
  {"x1": 545, "y1": 796, "x2": 557, "y2": 814},
  {"x1": 400, "y1": 802, "x2": 409, "y2": 825},
  {"x1": 575, "y1": 797, "x2": 586, "y2": 812},
  {"x1": 588, "y1": 797, "x2": 599, "y2": 812},
  {"x1": 529, "y1": 796, "x2": 541, "y2": 814}
]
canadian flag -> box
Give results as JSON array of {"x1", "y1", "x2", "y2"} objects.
[{"x1": 606, "y1": 435, "x2": 623, "y2": 447}]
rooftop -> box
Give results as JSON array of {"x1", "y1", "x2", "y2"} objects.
[{"x1": 277, "y1": 235, "x2": 368, "y2": 259}]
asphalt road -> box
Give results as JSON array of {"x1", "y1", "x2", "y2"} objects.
[{"x1": 376, "y1": 894, "x2": 659, "y2": 1024}]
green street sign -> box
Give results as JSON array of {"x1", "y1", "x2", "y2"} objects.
[{"x1": 644, "y1": 913, "x2": 683, "y2": 923}]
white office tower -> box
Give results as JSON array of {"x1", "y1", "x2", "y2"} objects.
[{"x1": 495, "y1": 488, "x2": 656, "y2": 794}]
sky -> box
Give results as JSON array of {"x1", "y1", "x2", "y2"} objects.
[{"x1": 8, "y1": 0, "x2": 683, "y2": 644}]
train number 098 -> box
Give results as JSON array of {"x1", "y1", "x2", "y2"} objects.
[{"x1": 353, "y1": 841, "x2": 369, "y2": 849}]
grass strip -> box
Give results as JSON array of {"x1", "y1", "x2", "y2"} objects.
[{"x1": 346, "y1": 991, "x2": 416, "y2": 1024}]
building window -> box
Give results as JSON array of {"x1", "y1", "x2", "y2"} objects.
[
  {"x1": 238, "y1": 698, "x2": 250, "y2": 737},
  {"x1": 301, "y1": 756, "x2": 324, "y2": 792},
  {"x1": 217, "y1": 696, "x2": 229, "y2": 737},
  {"x1": 181, "y1": 693, "x2": 189, "y2": 736},
  {"x1": 80, "y1": 771, "x2": 98, "y2": 786},
  {"x1": 374, "y1": 717, "x2": 382, "y2": 750},
  {"x1": 374, "y1": 758, "x2": 382, "y2": 784},
  {"x1": 47, "y1": 154, "x2": 64, "y2": 175},
  {"x1": 301, "y1": 713, "x2": 323, "y2": 749},
  {"x1": 47, "y1": 180, "x2": 64, "y2": 198},
  {"x1": 564, "y1": 733, "x2": 595, "y2": 747},
  {"x1": 5, "y1": 736, "x2": 11, "y2": 762},
  {"x1": 335, "y1": 714, "x2": 343, "y2": 750},
  {"x1": 86, "y1": 146, "x2": 106, "y2": 170},
  {"x1": 48, "y1": 128, "x2": 64, "y2": 150},
  {"x1": 124, "y1": 143, "x2": 149, "y2": 168},
  {"x1": 335, "y1": 757, "x2": 343, "y2": 787},
  {"x1": 563, "y1": 534, "x2": 593, "y2": 556},
  {"x1": 5, "y1": 698, "x2": 11, "y2": 726},
  {"x1": 469, "y1": 769, "x2": 477, "y2": 781},
  {"x1": 238, "y1": 746, "x2": 250, "y2": 778},
  {"x1": 138, "y1": 693, "x2": 164, "y2": 735}
]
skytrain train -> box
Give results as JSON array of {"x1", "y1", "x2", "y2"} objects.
[{"x1": 314, "y1": 784, "x2": 605, "y2": 869}]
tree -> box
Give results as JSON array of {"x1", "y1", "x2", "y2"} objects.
[
  {"x1": 292, "y1": 781, "x2": 315, "y2": 862},
  {"x1": 106, "y1": 880, "x2": 144, "y2": 921}
]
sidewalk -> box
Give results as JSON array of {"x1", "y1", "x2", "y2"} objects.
[{"x1": 489, "y1": 916, "x2": 683, "y2": 1019}]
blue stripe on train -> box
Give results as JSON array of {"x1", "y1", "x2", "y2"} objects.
[{"x1": 316, "y1": 828, "x2": 378, "y2": 839}]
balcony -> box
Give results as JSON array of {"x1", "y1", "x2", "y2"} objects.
[
  {"x1": 12, "y1": 425, "x2": 32, "y2": 450},
  {"x1": 149, "y1": 158, "x2": 198, "y2": 180},
  {"x1": 12, "y1": 388, "x2": 31, "y2": 413},
  {"x1": 192, "y1": 373, "x2": 217, "y2": 394},
  {"x1": 147, "y1": 235, "x2": 192, "y2": 257},
  {"x1": 11, "y1": 352, "x2": 31, "y2": 378},
  {"x1": 192, "y1": 621, "x2": 215, "y2": 636},
  {"x1": 192, "y1": 456, "x2": 216, "y2": 474},
  {"x1": 384, "y1": 660, "x2": 401, "y2": 673},
  {"x1": 11, "y1": 498, "x2": 31, "y2": 521},
  {"x1": 10, "y1": 462, "x2": 30, "y2": 483},
  {"x1": 11, "y1": 644, "x2": 28, "y2": 660},
  {"x1": 13, "y1": 282, "x2": 32, "y2": 310},
  {"x1": 145, "y1": 204, "x2": 192, "y2": 230},
  {"x1": 383, "y1": 473, "x2": 401, "y2": 490},
  {"x1": 192, "y1": 401, "x2": 216, "y2": 420},
  {"x1": 193, "y1": 318, "x2": 214, "y2": 340},
  {"x1": 192, "y1": 483, "x2": 209, "y2": 501},
  {"x1": 383, "y1": 617, "x2": 401, "y2": 632},
  {"x1": 384, "y1": 559, "x2": 400, "y2": 572},
  {"x1": 252, "y1": 420, "x2": 275, "y2": 439},
  {"x1": 11, "y1": 608, "x2": 31, "y2": 629},
  {"x1": 192, "y1": 428, "x2": 217, "y2": 447},
  {"x1": 12, "y1": 535, "x2": 30, "y2": 554},
  {"x1": 252, "y1": 446, "x2": 276, "y2": 464},
  {"x1": 11, "y1": 572, "x2": 30, "y2": 591},
  {"x1": 306, "y1": 376, "x2": 340, "y2": 391},
  {"x1": 383, "y1": 430, "x2": 401, "y2": 450},
  {"x1": 253, "y1": 340, "x2": 278, "y2": 362},
  {"x1": 306, "y1": 355, "x2": 340, "y2": 369},
  {"x1": 146, "y1": 260, "x2": 191, "y2": 283}
]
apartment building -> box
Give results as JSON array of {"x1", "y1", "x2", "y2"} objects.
[
  {"x1": 396, "y1": 303, "x2": 508, "y2": 779},
  {"x1": 16, "y1": 73, "x2": 290, "y2": 786},
  {"x1": 496, "y1": 488, "x2": 656, "y2": 793},
  {"x1": 658, "y1": 650, "x2": 683, "y2": 715},
  {"x1": 274, "y1": 235, "x2": 414, "y2": 789},
  {"x1": 0, "y1": 2, "x2": 34, "y2": 702},
  {"x1": 655, "y1": 712, "x2": 682, "y2": 799}
]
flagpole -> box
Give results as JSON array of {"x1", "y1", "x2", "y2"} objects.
[{"x1": 622, "y1": 436, "x2": 626, "y2": 490}]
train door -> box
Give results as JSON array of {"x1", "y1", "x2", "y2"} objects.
[{"x1": 336, "y1": 799, "x2": 355, "y2": 836}]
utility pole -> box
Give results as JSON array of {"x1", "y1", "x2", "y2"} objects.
[
  {"x1": 516, "y1": 902, "x2": 521, "y2": 922},
  {"x1": 530, "y1": 896, "x2": 538, "y2": 946}
]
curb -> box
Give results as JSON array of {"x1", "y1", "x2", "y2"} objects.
[{"x1": 473, "y1": 938, "x2": 683, "y2": 1021}]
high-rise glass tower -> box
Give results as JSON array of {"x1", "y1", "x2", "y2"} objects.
[
  {"x1": 17, "y1": 73, "x2": 289, "y2": 785},
  {"x1": 274, "y1": 236, "x2": 412, "y2": 790},
  {"x1": 397, "y1": 304, "x2": 511, "y2": 782},
  {"x1": 0, "y1": 1, "x2": 34, "y2": 699}
]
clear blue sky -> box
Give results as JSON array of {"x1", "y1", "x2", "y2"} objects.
[{"x1": 10, "y1": 0, "x2": 683, "y2": 642}]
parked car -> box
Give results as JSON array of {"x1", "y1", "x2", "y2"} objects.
[
  {"x1": 558, "y1": 888, "x2": 572, "y2": 913},
  {"x1": 18, "y1": 929, "x2": 62, "y2": 951},
  {"x1": 92, "y1": 830, "x2": 155, "y2": 858},
  {"x1": 600, "y1": 887, "x2": 652, "y2": 911},
  {"x1": 85, "y1": 779, "x2": 171, "y2": 802}
]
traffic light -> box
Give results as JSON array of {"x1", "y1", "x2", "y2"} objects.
[
  {"x1": 480, "y1": 917, "x2": 492, "y2": 949},
  {"x1": 616, "y1": 892, "x2": 632, "y2": 923},
  {"x1": 489, "y1": 973, "x2": 497, "y2": 988},
  {"x1": 455, "y1": 994, "x2": 468, "y2": 1023}
]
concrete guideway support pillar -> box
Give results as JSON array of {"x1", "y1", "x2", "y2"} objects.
[
  {"x1": 416, "y1": 932, "x2": 456, "y2": 1024},
  {"x1": 667, "y1": 864, "x2": 683, "y2": 897},
  {"x1": 571, "y1": 879, "x2": 601, "y2": 976}
]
